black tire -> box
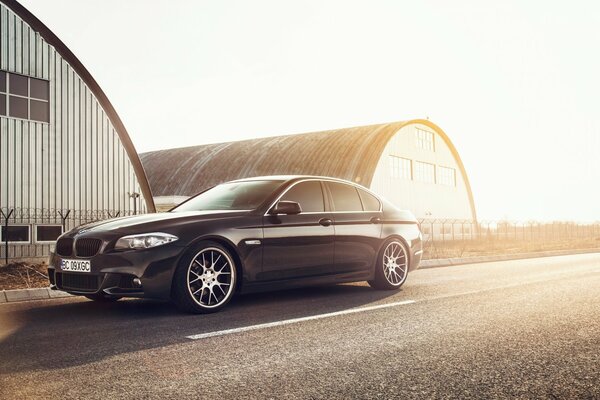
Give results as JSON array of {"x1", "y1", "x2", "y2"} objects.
[
  {"x1": 85, "y1": 293, "x2": 122, "y2": 302},
  {"x1": 368, "y1": 238, "x2": 410, "y2": 290},
  {"x1": 172, "y1": 241, "x2": 238, "y2": 314}
]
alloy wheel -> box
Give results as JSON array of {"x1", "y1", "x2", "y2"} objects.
[
  {"x1": 382, "y1": 241, "x2": 408, "y2": 286},
  {"x1": 187, "y1": 247, "x2": 236, "y2": 308}
]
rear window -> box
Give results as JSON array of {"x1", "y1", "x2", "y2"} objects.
[
  {"x1": 327, "y1": 182, "x2": 363, "y2": 212},
  {"x1": 358, "y1": 189, "x2": 380, "y2": 211}
]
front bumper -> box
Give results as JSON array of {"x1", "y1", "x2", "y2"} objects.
[{"x1": 48, "y1": 244, "x2": 184, "y2": 300}]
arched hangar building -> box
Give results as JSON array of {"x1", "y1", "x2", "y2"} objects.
[
  {"x1": 141, "y1": 119, "x2": 477, "y2": 228},
  {"x1": 0, "y1": 0, "x2": 154, "y2": 261}
]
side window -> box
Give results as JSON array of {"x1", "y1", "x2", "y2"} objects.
[
  {"x1": 358, "y1": 189, "x2": 381, "y2": 211},
  {"x1": 281, "y1": 181, "x2": 324, "y2": 212},
  {"x1": 327, "y1": 182, "x2": 363, "y2": 212}
]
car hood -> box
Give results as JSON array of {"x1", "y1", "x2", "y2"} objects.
[{"x1": 70, "y1": 210, "x2": 249, "y2": 234}]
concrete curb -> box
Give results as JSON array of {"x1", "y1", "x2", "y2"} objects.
[
  {"x1": 0, "y1": 287, "x2": 72, "y2": 304},
  {"x1": 420, "y1": 248, "x2": 600, "y2": 269}
]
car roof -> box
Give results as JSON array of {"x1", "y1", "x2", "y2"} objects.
[
  {"x1": 228, "y1": 175, "x2": 379, "y2": 196},
  {"x1": 229, "y1": 175, "x2": 370, "y2": 186}
]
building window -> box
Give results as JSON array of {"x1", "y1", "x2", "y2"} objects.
[
  {"x1": 437, "y1": 166, "x2": 456, "y2": 186},
  {"x1": 414, "y1": 161, "x2": 435, "y2": 183},
  {"x1": 1, "y1": 225, "x2": 31, "y2": 243},
  {"x1": 35, "y1": 225, "x2": 63, "y2": 243},
  {"x1": 416, "y1": 128, "x2": 435, "y2": 151},
  {"x1": 0, "y1": 70, "x2": 50, "y2": 123},
  {"x1": 389, "y1": 156, "x2": 412, "y2": 179}
]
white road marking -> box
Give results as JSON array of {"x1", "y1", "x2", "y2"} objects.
[{"x1": 186, "y1": 299, "x2": 416, "y2": 340}]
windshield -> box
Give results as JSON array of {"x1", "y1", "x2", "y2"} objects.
[{"x1": 171, "y1": 180, "x2": 284, "y2": 212}]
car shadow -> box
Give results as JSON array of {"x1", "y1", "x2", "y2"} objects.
[{"x1": 0, "y1": 283, "x2": 402, "y2": 374}]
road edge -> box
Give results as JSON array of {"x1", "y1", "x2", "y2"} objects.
[{"x1": 419, "y1": 248, "x2": 600, "y2": 269}]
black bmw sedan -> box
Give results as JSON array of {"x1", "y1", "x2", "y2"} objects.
[{"x1": 48, "y1": 176, "x2": 423, "y2": 313}]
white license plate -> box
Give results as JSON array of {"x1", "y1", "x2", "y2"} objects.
[{"x1": 60, "y1": 259, "x2": 91, "y2": 273}]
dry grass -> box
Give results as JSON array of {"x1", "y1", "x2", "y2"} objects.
[
  {"x1": 423, "y1": 237, "x2": 600, "y2": 260},
  {"x1": 0, "y1": 262, "x2": 49, "y2": 290}
]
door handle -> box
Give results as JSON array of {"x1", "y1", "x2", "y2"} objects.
[
  {"x1": 319, "y1": 218, "x2": 333, "y2": 227},
  {"x1": 370, "y1": 217, "x2": 382, "y2": 224}
]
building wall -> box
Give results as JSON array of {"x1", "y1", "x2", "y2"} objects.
[
  {"x1": 0, "y1": 2, "x2": 148, "y2": 260},
  {"x1": 370, "y1": 122, "x2": 474, "y2": 220}
]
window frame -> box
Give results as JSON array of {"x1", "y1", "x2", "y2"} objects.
[
  {"x1": 414, "y1": 161, "x2": 436, "y2": 184},
  {"x1": 357, "y1": 188, "x2": 382, "y2": 212},
  {"x1": 264, "y1": 178, "x2": 383, "y2": 215},
  {"x1": 325, "y1": 181, "x2": 367, "y2": 213},
  {"x1": 415, "y1": 128, "x2": 435, "y2": 151},
  {"x1": 389, "y1": 155, "x2": 412, "y2": 180},
  {"x1": 0, "y1": 225, "x2": 32, "y2": 244},
  {"x1": 437, "y1": 165, "x2": 456, "y2": 187},
  {"x1": 34, "y1": 224, "x2": 64, "y2": 244},
  {"x1": 0, "y1": 69, "x2": 50, "y2": 124}
]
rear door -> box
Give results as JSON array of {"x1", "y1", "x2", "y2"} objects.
[
  {"x1": 261, "y1": 180, "x2": 335, "y2": 281},
  {"x1": 325, "y1": 181, "x2": 383, "y2": 274}
]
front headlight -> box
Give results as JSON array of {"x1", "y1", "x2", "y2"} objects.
[{"x1": 115, "y1": 232, "x2": 178, "y2": 250}]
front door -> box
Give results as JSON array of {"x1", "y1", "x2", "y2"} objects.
[{"x1": 261, "y1": 180, "x2": 335, "y2": 281}]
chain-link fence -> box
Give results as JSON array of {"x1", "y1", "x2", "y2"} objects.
[
  {"x1": 1, "y1": 207, "x2": 135, "y2": 262},
  {"x1": 418, "y1": 219, "x2": 600, "y2": 260}
]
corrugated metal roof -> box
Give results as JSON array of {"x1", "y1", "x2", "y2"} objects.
[
  {"x1": 141, "y1": 121, "x2": 406, "y2": 197},
  {"x1": 140, "y1": 119, "x2": 476, "y2": 222}
]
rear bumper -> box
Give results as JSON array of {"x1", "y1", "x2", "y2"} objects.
[
  {"x1": 411, "y1": 249, "x2": 423, "y2": 271},
  {"x1": 48, "y1": 244, "x2": 184, "y2": 300}
]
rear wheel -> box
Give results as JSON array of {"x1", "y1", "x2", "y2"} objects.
[
  {"x1": 369, "y1": 238, "x2": 409, "y2": 290},
  {"x1": 172, "y1": 241, "x2": 237, "y2": 314},
  {"x1": 85, "y1": 293, "x2": 121, "y2": 302}
]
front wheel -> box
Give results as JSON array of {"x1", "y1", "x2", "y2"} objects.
[
  {"x1": 172, "y1": 242, "x2": 238, "y2": 314},
  {"x1": 368, "y1": 238, "x2": 409, "y2": 290}
]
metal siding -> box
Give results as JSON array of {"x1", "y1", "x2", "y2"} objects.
[
  {"x1": 14, "y1": 14, "x2": 20, "y2": 72},
  {"x1": 0, "y1": 8, "x2": 6, "y2": 70},
  {"x1": 0, "y1": 2, "x2": 151, "y2": 259},
  {"x1": 21, "y1": 23, "x2": 27, "y2": 75}
]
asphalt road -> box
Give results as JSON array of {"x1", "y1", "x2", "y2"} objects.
[{"x1": 1, "y1": 253, "x2": 599, "y2": 399}]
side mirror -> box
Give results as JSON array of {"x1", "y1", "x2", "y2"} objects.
[{"x1": 270, "y1": 201, "x2": 302, "y2": 215}]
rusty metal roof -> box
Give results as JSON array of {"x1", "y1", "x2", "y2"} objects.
[{"x1": 140, "y1": 119, "x2": 476, "y2": 221}]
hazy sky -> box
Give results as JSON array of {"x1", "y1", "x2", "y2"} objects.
[{"x1": 20, "y1": 0, "x2": 600, "y2": 221}]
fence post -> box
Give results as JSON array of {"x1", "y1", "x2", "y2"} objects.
[
  {"x1": 58, "y1": 210, "x2": 71, "y2": 233},
  {"x1": 1, "y1": 208, "x2": 14, "y2": 264},
  {"x1": 452, "y1": 220, "x2": 455, "y2": 241}
]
